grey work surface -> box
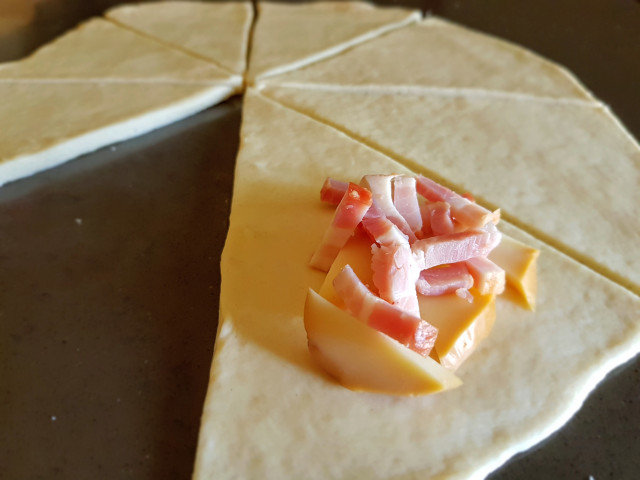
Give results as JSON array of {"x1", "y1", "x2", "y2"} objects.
[{"x1": 0, "y1": 1, "x2": 639, "y2": 479}]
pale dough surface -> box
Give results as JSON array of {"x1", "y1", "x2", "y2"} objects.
[
  {"x1": 261, "y1": 17, "x2": 594, "y2": 102},
  {"x1": 0, "y1": 18, "x2": 236, "y2": 83},
  {"x1": 105, "y1": 1, "x2": 253, "y2": 74},
  {"x1": 248, "y1": 1, "x2": 420, "y2": 81},
  {"x1": 0, "y1": 12, "x2": 242, "y2": 186},
  {"x1": 193, "y1": 90, "x2": 640, "y2": 480},
  {"x1": 0, "y1": 82, "x2": 236, "y2": 186},
  {"x1": 263, "y1": 86, "x2": 640, "y2": 294}
]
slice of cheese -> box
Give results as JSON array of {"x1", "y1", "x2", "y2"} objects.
[
  {"x1": 419, "y1": 292, "x2": 496, "y2": 371},
  {"x1": 0, "y1": 82, "x2": 235, "y2": 186},
  {"x1": 248, "y1": 1, "x2": 420, "y2": 81},
  {"x1": 490, "y1": 234, "x2": 540, "y2": 310},
  {"x1": 105, "y1": 1, "x2": 253, "y2": 75},
  {"x1": 193, "y1": 90, "x2": 640, "y2": 480},
  {"x1": 263, "y1": 86, "x2": 640, "y2": 294},
  {"x1": 0, "y1": 18, "x2": 238, "y2": 84},
  {"x1": 261, "y1": 17, "x2": 594, "y2": 102},
  {"x1": 305, "y1": 289, "x2": 462, "y2": 395}
]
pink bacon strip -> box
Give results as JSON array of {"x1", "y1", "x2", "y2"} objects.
[
  {"x1": 416, "y1": 175, "x2": 499, "y2": 229},
  {"x1": 310, "y1": 183, "x2": 373, "y2": 272},
  {"x1": 419, "y1": 203, "x2": 433, "y2": 238},
  {"x1": 392, "y1": 175, "x2": 422, "y2": 234},
  {"x1": 465, "y1": 257, "x2": 506, "y2": 295},
  {"x1": 411, "y1": 225, "x2": 502, "y2": 272},
  {"x1": 361, "y1": 206, "x2": 420, "y2": 317},
  {"x1": 371, "y1": 243, "x2": 421, "y2": 316},
  {"x1": 320, "y1": 178, "x2": 348, "y2": 205},
  {"x1": 428, "y1": 201, "x2": 455, "y2": 236},
  {"x1": 333, "y1": 265, "x2": 437, "y2": 357},
  {"x1": 416, "y1": 263, "x2": 473, "y2": 296},
  {"x1": 319, "y1": 179, "x2": 411, "y2": 247},
  {"x1": 361, "y1": 175, "x2": 417, "y2": 243},
  {"x1": 361, "y1": 203, "x2": 408, "y2": 245}
]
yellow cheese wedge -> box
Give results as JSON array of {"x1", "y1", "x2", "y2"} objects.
[
  {"x1": 490, "y1": 234, "x2": 540, "y2": 310},
  {"x1": 418, "y1": 291, "x2": 496, "y2": 370},
  {"x1": 305, "y1": 289, "x2": 462, "y2": 395}
]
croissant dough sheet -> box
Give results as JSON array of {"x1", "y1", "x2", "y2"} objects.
[
  {"x1": 0, "y1": 10, "x2": 243, "y2": 187},
  {"x1": 0, "y1": 18, "x2": 236, "y2": 83},
  {"x1": 248, "y1": 1, "x2": 420, "y2": 81},
  {"x1": 261, "y1": 17, "x2": 594, "y2": 102},
  {"x1": 105, "y1": 1, "x2": 253, "y2": 74},
  {"x1": 0, "y1": 82, "x2": 236, "y2": 186},
  {"x1": 263, "y1": 86, "x2": 640, "y2": 294},
  {"x1": 193, "y1": 90, "x2": 640, "y2": 480}
]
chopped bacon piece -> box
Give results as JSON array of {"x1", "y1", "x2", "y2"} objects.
[
  {"x1": 310, "y1": 183, "x2": 373, "y2": 272},
  {"x1": 428, "y1": 201, "x2": 455, "y2": 236},
  {"x1": 361, "y1": 205, "x2": 420, "y2": 316},
  {"x1": 392, "y1": 175, "x2": 422, "y2": 234},
  {"x1": 333, "y1": 265, "x2": 437, "y2": 357},
  {"x1": 361, "y1": 203, "x2": 408, "y2": 246},
  {"x1": 416, "y1": 175, "x2": 499, "y2": 229},
  {"x1": 361, "y1": 175, "x2": 417, "y2": 243},
  {"x1": 416, "y1": 263, "x2": 474, "y2": 296},
  {"x1": 411, "y1": 227, "x2": 502, "y2": 272},
  {"x1": 320, "y1": 178, "x2": 348, "y2": 205},
  {"x1": 419, "y1": 203, "x2": 434, "y2": 238},
  {"x1": 371, "y1": 243, "x2": 421, "y2": 317},
  {"x1": 465, "y1": 257, "x2": 506, "y2": 295}
]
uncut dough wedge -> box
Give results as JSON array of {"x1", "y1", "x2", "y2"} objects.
[
  {"x1": 248, "y1": 1, "x2": 420, "y2": 81},
  {"x1": 105, "y1": 1, "x2": 253, "y2": 74},
  {"x1": 0, "y1": 17, "x2": 238, "y2": 83},
  {"x1": 0, "y1": 82, "x2": 236, "y2": 186},
  {"x1": 261, "y1": 17, "x2": 594, "y2": 102},
  {"x1": 193, "y1": 90, "x2": 640, "y2": 480},
  {"x1": 263, "y1": 86, "x2": 640, "y2": 293}
]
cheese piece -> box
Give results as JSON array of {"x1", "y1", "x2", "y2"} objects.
[
  {"x1": 248, "y1": 1, "x2": 420, "y2": 81},
  {"x1": 263, "y1": 86, "x2": 640, "y2": 293},
  {"x1": 419, "y1": 291, "x2": 496, "y2": 371},
  {"x1": 261, "y1": 17, "x2": 594, "y2": 102},
  {"x1": 490, "y1": 234, "x2": 540, "y2": 310},
  {"x1": 0, "y1": 82, "x2": 235, "y2": 186},
  {"x1": 105, "y1": 1, "x2": 253, "y2": 74},
  {"x1": 0, "y1": 18, "x2": 238, "y2": 83},
  {"x1": 193, "y1": 90, "x2": 640, "y2": 480},
  {"x1": 305, "y1": 289, "x2": 462, "y2": 395}
]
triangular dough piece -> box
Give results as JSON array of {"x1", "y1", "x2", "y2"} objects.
[
  {"x1": 262, "y1": 17, "x2": 594, "y2": 101},
  {"x1": 248, "y1": 1, "x2": 420, "y2": 81},
  {"x1": 0, "y1": 18, "x2": 238, "y2": 83},
  {"x1": 193, "y1": 90, "x2": 640, "y2": 480},
  {"x1": 105, "y1": 1, "x2": 253, "y2": 75},
  {"x1": 0, "y1": 82, "x2": 235, "y2": 186},
  {"x1": 263, "y1": 86, "x2": 640, "y2": 292}
]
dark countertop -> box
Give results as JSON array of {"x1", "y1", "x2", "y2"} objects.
[{"x1": 0, "y1": 1, "x2": 638, "y2": 479}]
